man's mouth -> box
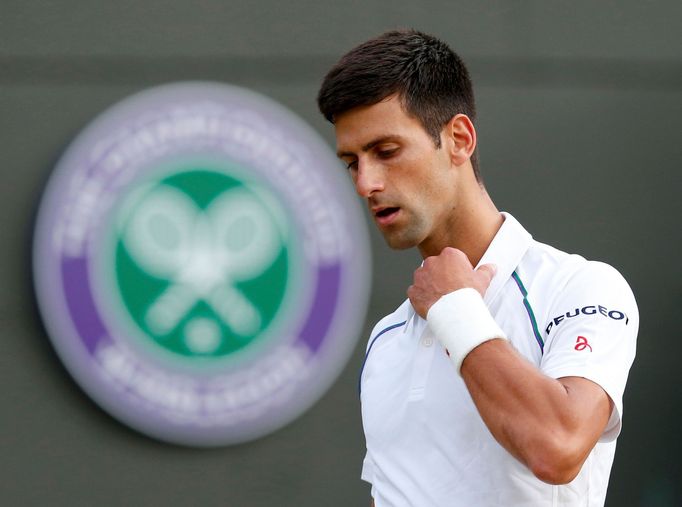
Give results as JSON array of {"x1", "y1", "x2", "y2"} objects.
[{"x1": 373, "y1": 207, "x2": 401, "y2": 225}]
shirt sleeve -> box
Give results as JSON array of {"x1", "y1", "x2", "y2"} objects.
[{"x1": 540, "y1": 261, "x2": 638, "y2": 442}]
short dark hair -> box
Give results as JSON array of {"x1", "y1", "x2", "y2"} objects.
[{"x1": 317, "y1": 29, "x2": 480, "y2": 180}]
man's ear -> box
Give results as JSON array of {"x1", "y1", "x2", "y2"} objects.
[{"x1": 443, "y1": 114, "x2": 476, "y2": 167}]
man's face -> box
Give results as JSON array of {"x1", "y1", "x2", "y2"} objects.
[{"x1": 334, "y1": 95, "x2": 457, "y2": 254}]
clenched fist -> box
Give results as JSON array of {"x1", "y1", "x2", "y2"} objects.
[{"x1": 407, "y1": 247, "x2": 497, "y2": 318}]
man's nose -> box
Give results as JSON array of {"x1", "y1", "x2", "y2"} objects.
[{"x1": 354, "y1": 162, "x2": 385, "y2": 198}]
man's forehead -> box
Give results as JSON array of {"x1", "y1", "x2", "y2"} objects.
[
  {"x1": 334, "y1": 97, "x2": 421, "y2": 154},
  {"x1": 334, "y1": 95, "x2": 404, "y2": 125}
]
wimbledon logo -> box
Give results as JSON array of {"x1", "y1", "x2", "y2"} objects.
[{"x1": 33, "y1": 82, "x2": 371, "y2": 446}]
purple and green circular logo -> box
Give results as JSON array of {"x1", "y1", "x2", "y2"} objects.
[{"x1": 33, "y1": 82, "x2": 371, "y2": 446}]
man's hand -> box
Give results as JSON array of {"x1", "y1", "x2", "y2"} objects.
[{"x1": 407, "y1": 247, "x2": 496, "y2": 318}]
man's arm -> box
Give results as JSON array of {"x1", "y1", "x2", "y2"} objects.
[
  {"x1": 408, "y1": 248, "x2": 612, "y2": 484},
  {"x1": 461, "y1": 339, "x2": 611, "y2": 484}
]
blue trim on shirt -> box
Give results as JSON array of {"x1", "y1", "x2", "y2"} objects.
[
  {"x1": 358, "y1": 320, "x2": 407, "y2": 397},
  {"x1": 511, "y1": 271, "x2": 544, "y2": 352}
]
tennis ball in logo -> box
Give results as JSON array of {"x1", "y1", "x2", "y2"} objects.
[{"x1": 114, "y1": 168, "x2": 292, "y2": 358}]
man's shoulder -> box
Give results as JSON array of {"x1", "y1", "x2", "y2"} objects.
[
  {"x1": 523, "y1": 237, "x2": 631, "y2": 293},
  {"x1": 519, "y1": 238, "x2": 637, "y2": 329},
  {"x1": 499, "y1": 213, "x2": 591, "y2": 287},
  {"x1": 524, "y1": 237, "x2": 581, "y2": 271},
  {"x1": 366, "y1": 300, "x2": 411, "y2": 345}
]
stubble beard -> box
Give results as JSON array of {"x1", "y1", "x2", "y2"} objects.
[{"x1": 380, "y1": 211, "x2": 427, "y2": 251}]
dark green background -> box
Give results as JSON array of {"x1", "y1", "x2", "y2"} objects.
[{"x1": 1, "y1": 1, "x2": 680, "y2": 505}]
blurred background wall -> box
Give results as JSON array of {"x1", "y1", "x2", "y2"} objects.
[{"x1": 1, "y1": 1, "x2": 680, "y2": 505}]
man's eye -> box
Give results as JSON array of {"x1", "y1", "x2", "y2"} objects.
[
  {"x1": 377, "y1": 149, "x2": 398, "y2": 159},
  {"x1": 345, "y1": 160, "x2": 358, "y2": 170}
]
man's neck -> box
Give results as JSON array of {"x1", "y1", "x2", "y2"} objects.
[{"x1": 418, "y1": 185, "x2": 503, "y2": 266}]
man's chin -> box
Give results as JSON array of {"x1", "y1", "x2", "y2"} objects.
[{"x1": 381, "y1": 231, "x2": 420, "y2": 250}]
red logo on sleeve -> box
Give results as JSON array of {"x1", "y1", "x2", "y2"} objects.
[{"x1": 575, "y1": 336, "x2": 592, "y2": 352}]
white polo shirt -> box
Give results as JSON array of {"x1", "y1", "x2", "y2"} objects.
[{"x1": 359, "y1": 212, "x2": 638, "y2": 507}]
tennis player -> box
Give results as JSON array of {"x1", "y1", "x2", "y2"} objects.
[{"x1": 317, "y1": 29, "x2": 638, "y2": 506}]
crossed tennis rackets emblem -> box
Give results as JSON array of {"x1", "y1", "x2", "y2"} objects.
[{"x1": 120, "y1": 184, "x2": 284, "y2": 345}]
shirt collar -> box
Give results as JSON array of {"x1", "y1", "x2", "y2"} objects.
[
  {"x1": 405, "y1": 212, "x2": 532, "y2": 330},
  {"x1": 476, "y1": 212, "x2": 532, "y2": 305}
]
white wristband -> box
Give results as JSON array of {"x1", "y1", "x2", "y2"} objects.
[{"x1": 426, "y1": 288, "x2": 507, "y2": 374}]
